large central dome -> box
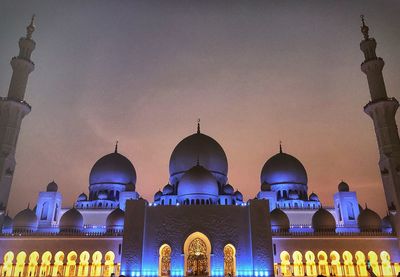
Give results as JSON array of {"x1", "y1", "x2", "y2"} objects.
[
  {"x1": 260, "y1": 151, "x2": 307, "y2": 186},
  {"x1": 169, "y1": 129, "x2": 228, "y2": 185},
  {"x1": 89, "y1": 150, "x2": 136, "y2": 186}
]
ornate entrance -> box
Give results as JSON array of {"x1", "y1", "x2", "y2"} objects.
[
  {"x1": 224, "y1": 244, "x2": 236, "y2": 276},
  {"x1": 184, "y1": 232, "x2": 211, "y2": 276},
  {"x1": 159, "y1": 244, "x2": 172, "y2": 276},
  {"x1": 187, "y1": 238, "x2": 208, "y2": 275}
]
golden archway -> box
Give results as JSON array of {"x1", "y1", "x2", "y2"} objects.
[
  {"x1": 15, "y1": 251, "x2": 27, "y2": 277},
  {"x1": 184, "y1": 232, "x2": 211, "y2": 276},
  {"x1": 224, "y1": 244, "x2": 236, "y2": 276},
  {"x1": 159, "y1": 244, "x2": 172, "y2": 276},
  {"x1": 78, "y1": 251, "x2": 90, "y2": 277},
  {"x1": 39, "y1": 251, "x2": 52, "y2": 277},
  {"x1": 292, "y1": 251, "x2": 304, "y2": 276},
  {"x1": 28, "y1": 251, "x2": 39, "y2": 277},
  {"x1": 329, "y1": 251, "x2": 342, "y2": 277},
  {"x1": 104, "y1": 251, "x2": 115, "y2": 276},
  {"x1": 2, "y1": 251, "x2": 14, "y2": 277},
  {"x1": 91, "y1": 251, "x2": 103, "y2": 277},
  {"x1": 279, "y1": 251, "x2": 291, "y2": 276}
]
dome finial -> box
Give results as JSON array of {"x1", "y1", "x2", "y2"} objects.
[
  {"x1": 114, "y1": 140, "x2": 119, "y2": 153},
  {"x1": 197, "y1": 118, "x2": 201, "y2": 134},
  {"x1": 360, "y1": 15, "x2": 369, "y2": 40},
  {"x1": 279, "y1": 141, "x2": 283, "y2": 153},
  {"x1": 26, "y1": 14, "x2": 36, "y2": 39}
]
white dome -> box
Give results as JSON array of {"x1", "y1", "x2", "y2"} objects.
[
  {"x1": 178, "y1": 165, "x2": 219, "y2": 198},
  {"x1": 106, "y1": 208, "x2": 125, "y2": 231},
  {"x1": 59, "y1": 208, "x2": 83, "y2": 232},
  {"x1": 312, "y1": 208, "x2": 336, "y2": 232},
  {"x1": 270, "y1": 208, "x2": 290, "y2": 231},
  {"x1": 358, "y1": 207, "x2": 381, "y2": 232},
  {"x1": 13, "y1": 208, "x2": 38, "y2": 232}
]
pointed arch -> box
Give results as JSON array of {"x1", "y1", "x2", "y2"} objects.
[
  {"x1": 317, "y1": 251, "x2": 329, "y2": 276},
  {"x1": 90, "y1": 251, "x2": 103, "y2": 277},
  {"x1": 104, "y1": 251, "x2": 115, "y2": 276},
  {"x1": 292, "y1": 251, "x2": 304, "y2": 276},
  {"x1": 279, "y1": 251, "x2": 291, "y2": 276},
  {"x1": 380, "y1": 251, "x2": 393, "y2": 276},
  {"x1": 2, "y1": 251, "x2": 14, "y2": 277},
  {"x1": 15, "y1": 251, "x2": 27, "y2": 277},
  {"x1": 52, "y1": 251, "x2": 65, "y2": 277},
  {"x1": 28, "y1": 251, "x2": 39, "y2": 277},
  {"x1": 77, "y1": 251, "x2": 90, "y2": 277},
  {"x1": 305, "y1": 251, "x2": 316, "y2": 277},
  {"x1": 159, "y1": 244, "x2": 172, "y2": 276},
  {"x1": 224, "y1": 244, "x2": 236, "y2": 276},
  {"x1": 65, "y1": 251, "x2": 77, "y2": 276},
  {"x1": 342, "y1": 251, "x2": 355, "y2": 276},
  {"x1": 39, "y1": 251, "x2": 52, "y2": 277},
  {"x1": 355, "y1": 251, "x2": 367, "y2": 276},
  {"x1": 368, "y1": 251, "x2": 380, "y2": 276},
  {"x1": 183, "y1": 232, "x2": 211, "y2": 276},
  {"x1": 329, "y1": 251, "x2": 342, "y2": 277}
]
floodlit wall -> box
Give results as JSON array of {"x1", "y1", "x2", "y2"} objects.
[{"x1": 121, "y1": 199, "x2": 274, "y2": 277}]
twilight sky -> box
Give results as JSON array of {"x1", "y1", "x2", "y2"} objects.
[{"x1": 1, "y1": 1, "x2": 399, "y2": 216}]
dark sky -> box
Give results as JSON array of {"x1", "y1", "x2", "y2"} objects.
[{"x1": 1, "y1": 1, "x2": 399, "y2": 216}]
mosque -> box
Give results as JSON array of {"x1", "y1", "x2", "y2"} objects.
[{"x1": 0, "y1": 15, "x2": 400, "y2": 277}]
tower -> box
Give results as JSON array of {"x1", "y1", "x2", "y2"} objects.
[
  {"x1": 0, "y1": 16, "x2": 36, "y2": 211},
  {"x1": 333, "y1": 181, "x2": 360, "y2": 231},
  {"x1": 361, "y1": 16, "x2": 400, "y2": 212},
  {"x1": 35, "y1": 181, "x2": 62, "y2": 229}
]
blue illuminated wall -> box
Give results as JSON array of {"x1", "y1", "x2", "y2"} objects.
[{"x1": 121, "y1": 200, "x2": 274, "y2": 277}]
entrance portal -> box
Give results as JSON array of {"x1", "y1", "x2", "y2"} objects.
[
  {"x1": 184, "y1": 232, "x2": 211, "y2": 276},
  {"x1": 187, "y1": 238, "x2": 208, "y2": 275}
]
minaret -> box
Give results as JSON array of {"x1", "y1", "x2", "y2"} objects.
[
  {"x1": 0, "y1": 16, "x2": 36, "y2": 212},
  {"x1": 361, "y1": 16, "x2": 400, "y2": 212}
]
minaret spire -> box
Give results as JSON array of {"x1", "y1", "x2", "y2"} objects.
[
  {"x1": 361, "y1": 17, "x2": 400, "y2": 212},
  {"x1": 0, "y1": 17, "x2": 35, "y2": 218},
  {"x1": 26, "y1": 14, "x2": 36, "y2": 39},
  {"x1": 197, "y1": 118, "x2": 201, "y2": 134},
  {"x1": 115, "y1": 140, "x2": 119, "y2": 153},
  {"x1": 279, "y1": 141, "x2": 283, "y2": 153},
  {"x1": 360, "y1": 15, "x2": 369, "y2": 40}
]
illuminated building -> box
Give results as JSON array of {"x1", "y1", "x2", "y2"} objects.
[{"x1": 0, "y1": 16, "x2": 400, "y2": 277}]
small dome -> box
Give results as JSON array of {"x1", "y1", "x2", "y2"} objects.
[
  {"x1": 338, "y1": 181, "x2": 349, "y2": 192},
  {"x1": 89, "y1": 151, "x2": 136, "y2": 186},
  {"x1": 97, "y1": 191, "x2": 108, "y2": 200},
  {"x1": 77, "y1": 193, "x2": 87, "y2": 202},
  {"x1": 261, "y1": 182, "x2": 271, "y2": 192},
  {"x1": 288, "y1": 191, "x2": 299, "y2": 200},
  {"x1": 312, "y1": 208, "x2": 336, "y2": 232},
  {"x1": 59, "y1": 208, "x2": 83, "y2": 231},
  {"x1": 162, "y1": 184, "x2": 173, "y2": 195},
  {"x1": 223, "y1": 184, "x2": 234, "y2": 195},
  {"x1": 381, "y1": 214, "x2": 394, "y2": 231},
  {"x1": 13, "y1": 208, "x2": 38, "y2": 232},
  {"x1": 46, "y1": 181, "x2": 58, "y2": 192},
  {"x1": 270, "y1": 208, "x2": 290, "y2": 231},
  {"x1": 106, "y1": 208, "x2": 125, "y2": 230},
  {"x1": 178, "y1": 165, "x2": 219, "y2": 197},
  {"x1": 309, "y1": 192, "x2": 319, "y2": 201},
  {"x1": 2, "y1": 215, "x2": 13, "y2": 229},
  {"x1": 234, "y1": 190, "x2": 243, "y2": 201},
  {"x1": 169, "y1": 132, "x2": 228, "y2": 185},
  {"x1": 358, "y1": 207, "x2": 381, "y2": 232},
  {"x1": 154, "y1": 190, "x2": 162, "y2": 201}
]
